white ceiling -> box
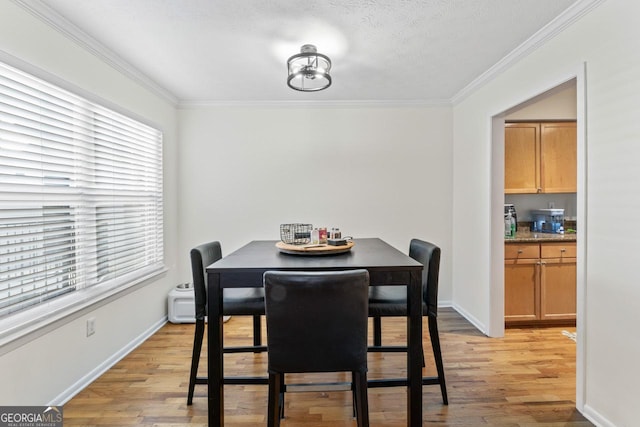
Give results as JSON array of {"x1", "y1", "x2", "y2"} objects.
[{"x1": 21, "y1": 0, "x2": 581, "y2": 105}]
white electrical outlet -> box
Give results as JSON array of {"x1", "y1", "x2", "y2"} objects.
[
  {"x1": 86, "y1": 317, "x2": 96, "y2": 337},
  {"x1": 548, "y1": 202, "x2": 555, "y2": 209}
]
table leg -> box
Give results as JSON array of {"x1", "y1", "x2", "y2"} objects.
[
  {"x1": 407, "y1": 270, "x2": 423, "y2": 426},
  {"x1": 208, "y1": 272, "x2": 224, "y2": 427}
]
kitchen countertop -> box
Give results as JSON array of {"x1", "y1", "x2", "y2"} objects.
[{"x1": 505, "y1": 232, "x2": 577, "y2": 243}]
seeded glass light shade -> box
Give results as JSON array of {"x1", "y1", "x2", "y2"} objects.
[{"x1": 287, "y1": 44, "x2": 332, "y2": 92}]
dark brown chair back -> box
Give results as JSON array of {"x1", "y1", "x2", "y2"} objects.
[
  {"x1": 263, "y1": 270, "x2": 369, "y2": 374},
  {"x1": 190, "y1": 241, "x2": 223, "y2": 321},
  {"x1": 409, "y1": 238, "x2": 441, "y2": 318}
]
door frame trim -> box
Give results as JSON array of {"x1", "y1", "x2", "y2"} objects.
[{"x1": 488, "y1": 62, "x2": 587, "y2": 411}]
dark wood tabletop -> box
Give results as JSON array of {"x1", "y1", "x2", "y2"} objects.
[{"x1": 208, "y1": 237, "x2": 422, "y2": 274}]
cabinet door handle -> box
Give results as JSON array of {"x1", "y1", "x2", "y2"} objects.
[
  {"x1": 560, "y1": 248, "x2": 566, "y2": 252},
  {"x1": 517, "y1": 249, "x2": 523, "y2": 254}
]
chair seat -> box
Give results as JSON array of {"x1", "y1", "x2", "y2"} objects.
[
  {"x1": 368, "y1": 286, "x2": 426, "y2": 317},
  {"x1": 223, "y1": 287, "x2": 265, "y2": 315}
]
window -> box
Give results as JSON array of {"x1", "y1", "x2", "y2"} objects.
[{"x1": 0, "y1": 61, "x2": 163, "y2": 329}]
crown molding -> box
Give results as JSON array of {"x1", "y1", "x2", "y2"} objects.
[
  {"x1": 451, "y1": 0, "x2": 606, "y2": 105},
  {"x1": 177, "y1": 98, "x2": 452, "y2": 109},
  {"x1": 12, "y1": 0, "x2": 179, "y2": 106}
]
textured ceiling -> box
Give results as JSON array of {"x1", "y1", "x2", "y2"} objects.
[{"x1": 24, "y1": 0, "x2": 579, "y2": 104}]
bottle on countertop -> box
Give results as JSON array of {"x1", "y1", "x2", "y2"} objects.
[
  {"x1": 505, "y1": 212, "x2": 512, "y2": 238},
  {"x1": 510, "y1": 213, "x2": 516, "y2": 237}
]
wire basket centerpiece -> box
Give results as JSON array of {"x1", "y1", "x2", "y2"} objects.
[{"x1": 280, "y1": 223, "x2": 313, "y2": 245}]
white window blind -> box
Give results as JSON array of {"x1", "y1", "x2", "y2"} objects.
[{"x1": 0, "y1": 61, "x2": 164, "y2": 320}]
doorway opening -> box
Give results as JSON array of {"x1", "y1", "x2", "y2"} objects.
[
  {"x1": 503, "y1": 80, "x2": 577, "y2": 328},
  {"x1": 489, "y1": 71, "x2": 587, "y2": 411}
]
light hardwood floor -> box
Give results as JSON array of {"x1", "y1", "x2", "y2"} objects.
[{"x1": 63, "y1": 308, "x2": 593, "y2": 426}]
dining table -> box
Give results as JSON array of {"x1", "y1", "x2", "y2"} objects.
[{"x1": 206, "y1": 237, "x2": 424, "y2": 426}]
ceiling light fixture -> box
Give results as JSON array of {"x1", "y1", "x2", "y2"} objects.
[{"x1": 287, "y1": 44, "x2": 332, "y2": 92}]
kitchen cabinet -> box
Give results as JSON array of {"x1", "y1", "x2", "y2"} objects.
[
  {"x1": 504, "y1": 121, "x2": 576, "y2": 194},
  {"x1": 539, "y1": 243, "x2": 577, "y2": 321},
  {"x1": 504, "y1": 123, "x2": 539, "y2": 194},
  {"x1": 505, "y1": 243, "x2": 539, "y2": 322},
  {"x1": 505, "y1": 241, "x2": 576, "y2": 325}
]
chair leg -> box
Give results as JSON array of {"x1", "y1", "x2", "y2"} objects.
[
  {"x1": 354, "y1": 371, "x2": 369, "y2": 427},
  {"x1": 428, "y1": 316, "x2": 448, "y2": 405},
  {"x1": 279, "y1": 373, "x2": 285, "y2": 419},
  {"x1": 373, "y1": 316, "x2": 382, "y2": 347},
  {"x1": 268, "y1": 372, "x2": 282, "y2": 427},
  {"x1": 187, "y1": 319, "x2": 205, "y2": 405},
  {"x1": 351, "y1": 372, "x2": 357, "y2": 418},
  {"x1": 253, "y1": 315, "x2": 262, "y2": 350}
]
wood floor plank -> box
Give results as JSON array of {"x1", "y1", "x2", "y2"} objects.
[{"x1": 62, "y1": 308, "x2": 593, "y2": 426}]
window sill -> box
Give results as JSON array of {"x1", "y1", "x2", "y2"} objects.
[{"x1": 0, "y1": 264, "x2": 167, "y2": 355}]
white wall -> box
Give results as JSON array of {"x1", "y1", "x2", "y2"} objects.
[
  {"x1": 177, "y1": 105, "x2": 454, "y2": 303},
  {"x1": 452, "y1": 1, "x2": 640, "y2": 425},
  {"x1": 506, "y1": 82, "x2": 577, "y2": 121},
  {"x1": 0, "y1": 2, "x2": 178, "y2": 405}
]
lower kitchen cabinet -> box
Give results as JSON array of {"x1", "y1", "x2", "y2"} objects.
[
  {"x1": 505, "y1": 241, "x2": 576, "y2": 326},
  {"x1": 540, "y1": 243, "x2": 577, "y2": 321}
]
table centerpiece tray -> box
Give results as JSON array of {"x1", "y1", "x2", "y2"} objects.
[{"x1": 275, "y1": 240, "x2": 354, "y2": 256}]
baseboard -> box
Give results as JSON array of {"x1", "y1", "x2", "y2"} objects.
[
  {"x1": 451, "y1": 302, "x2": 487, "y2": 335},
  {"x1": 51, "y1": 316, "x2": 168, "y2": 405},
  {"x1": 437, "y1": 299, "x2": 452, "y2": 308},
  {"x1": 582, "y1": 404, "x2": 616, "y2": 427}
]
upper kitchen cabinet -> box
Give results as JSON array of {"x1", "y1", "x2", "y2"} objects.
[
  {"x1": 505, "y1": 122, "x2": 540, "y2": 193},
  {"x1": 540, "y1": 122, "x2": 577, "y2": 193},
  {"x1": 505, "y1": 121, "x2": 576, "y2": 194}
]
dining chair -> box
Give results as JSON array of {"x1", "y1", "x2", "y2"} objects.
[
  {"x1": 187, "y1": 241, "x2": 266, "y2": 405},
  {"x1": 263, "y1": 270, "x2": 370, "y2": 427},
  {"x1": 368, "y1": 238, "x2": 448, "y2": 404}
]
